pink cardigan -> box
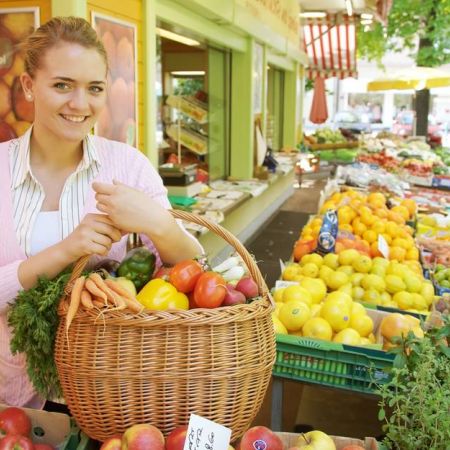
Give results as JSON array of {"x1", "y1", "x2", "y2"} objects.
[{"x1": 0, "y1": 135, "x2": 171, "y2": 407}]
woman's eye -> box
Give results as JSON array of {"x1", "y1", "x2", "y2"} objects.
[
  {"x1": 89, "y1": 85, "x2": 104, "y2": 93},
  {"x1": 54, "y1": 82, "x2": 70, "y2": 90}
]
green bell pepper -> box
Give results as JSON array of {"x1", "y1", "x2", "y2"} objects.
[{"x1": 117, "y1": 247, "x2": 156, "y2": 291}]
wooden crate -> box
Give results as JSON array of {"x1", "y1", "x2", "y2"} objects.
[{"x1": 275, "y1": 432, "x2": 378, "y2": 449}]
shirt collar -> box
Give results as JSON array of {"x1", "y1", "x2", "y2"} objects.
[{"x1": 11, "y1": 126, "x2": 101, "y2": 189}]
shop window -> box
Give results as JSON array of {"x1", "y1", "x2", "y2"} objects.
[
  {"x1": 267, "y1": 66, "x2": 284, "y2": 151},
  {"x1": 156, "y1": 26, "x2": 230, "y2": 188}
]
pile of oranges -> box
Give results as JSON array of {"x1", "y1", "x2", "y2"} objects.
[{"x1": 294, "y1": 189, "x2": 418, "y2": 262}]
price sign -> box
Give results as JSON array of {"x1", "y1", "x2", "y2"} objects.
[
  {"x1": 183, "y1": 414, "x2": 232, "y2": 450},
  {"x1": 377, "y1": 234, "x2": 390, "y2": 259}
]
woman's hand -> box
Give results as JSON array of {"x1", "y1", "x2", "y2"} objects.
[
  {"x1": 60, "y1": 213, "x2": 123, "y2": 260},
  {"x1": 93, "y1": 180, "x2": 167, "y2": 235}
]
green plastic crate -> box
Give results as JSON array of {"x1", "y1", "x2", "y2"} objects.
[
  {"x1": 273, "y1": 334, "x2": 394, "y2": 394},
  {"x1": 59, "y1": 422, "x2": 98, "y2": 450}
]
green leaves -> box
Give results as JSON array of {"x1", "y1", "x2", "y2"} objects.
[{"x1": 7, "y1": 271, "x2": 71, "y2": 398}]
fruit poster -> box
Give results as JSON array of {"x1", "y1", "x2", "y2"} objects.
[
  {"x1": 92, "y1": 12, "x2": 137, "y2": 147},
  {"x1": 0, "y1": 8, "x2": 39, "y2": 142}
]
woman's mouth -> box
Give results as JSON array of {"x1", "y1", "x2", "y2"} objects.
[{"x1": 60, "y1": 114, "x2": 87, "y2": 123}]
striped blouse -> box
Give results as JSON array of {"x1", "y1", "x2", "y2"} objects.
[{"x1": 9, "y1": 126, "x2": 100, "y2": 256}]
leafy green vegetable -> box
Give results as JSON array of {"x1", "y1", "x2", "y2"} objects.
[
  {"x1": 377, "y1": 316, "x2": 450, "y2": 449},
  {"x1": 7, "y1": 271, "x2": 71, "y2": 398}
]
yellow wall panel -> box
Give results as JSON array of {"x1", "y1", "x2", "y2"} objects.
[
  {"x1": 0, "y1": 0, "x2": 51, "y2": 24},
  {"x1": 87, "y1": 0, "x2": 144, "y2": 151}
]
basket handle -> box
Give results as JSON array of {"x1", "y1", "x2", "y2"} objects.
[{"x1": 63, "y1": 210, "x2": 272, "y2": 302}]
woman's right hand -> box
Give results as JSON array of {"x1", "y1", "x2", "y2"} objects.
[{"x1": 60, "y1": 213, "x2": 123, "y2": 261}]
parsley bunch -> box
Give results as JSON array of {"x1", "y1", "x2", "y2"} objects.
[{"x1": 8, "y1": 271, "x2": 71, "y2": 398}]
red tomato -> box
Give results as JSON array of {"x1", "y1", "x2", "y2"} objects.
[
  {"x1": 0, "y1": 408, "x2": 31, "y2": 437},
  {"x1": 153, "y1": 266, "x2": 172, "y2": 280},
  {"x1": 169, "y1": 260, "x2": 204, "y2": 293},
  {"x1": 193, "y1": 272, "x2": 226, "y2": 308},
  {"x1": 0, "y1": 434, "x2": 34, "y2": 450}
]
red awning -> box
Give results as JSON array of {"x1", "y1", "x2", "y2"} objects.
[{"x1": 302, "y1": 14, "x2": 357, "y2": 80}]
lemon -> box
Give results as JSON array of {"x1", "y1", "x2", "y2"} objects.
[
  {"x1": 319, "y1": 265, "x2": 334, "y2": 283},
  {"x1": 300, "y1": 278, "x2": 327, "y2": 304},
  {"x1": 352, "y1": 286, "x2": 365, "y2": 300},
  {"x1": 274, "y1": 302, "x2": 283, "y2": 317},
  {"x1": 282, "y1": 264, "x2": 301, "y2": 281},
  {"x1": 352, "y1": 255, "x2": 373, "y2": 273},
  {"x1": 411, "y1": 326, "x2": 424, "y2": 339},
  {"x1": 273, "y1": 288, "x2": 285, "y2": 303},
  {"x1": 420, "y1": 282, "x2": 435, "y2": 305},
  {"x1": 372, "y1": 256, "x2": 390, "y2": 268},
  {"x1": 362, "y1": 288, "x2": 380, "y2": 306},
  {"x1": 326, "y1": 271, "x2": 350, "y2": 290},
  {"x1": 350, "y1": 314, "x2": 374, "y2": 337},
  {"x1": 338, "y1": 249, "x2": 360, "y2": 266},
  {"x1": 370, "y1": 265, "x2": 386, "y2": 278},
  {"x1": 282, "y1": 285, "x2": 313, "y2": 306},
  {"x1": 361, "y1": 274, "x2": 386, "y2": 292},
  {"x1": 302, "y1": 317, "x2": 333, "y2": 341},
  {"x1": 302, "y1": 263, "x2": 319, "y2": 278},
  {"x1": 350, "y1": 273, "x2": 365, "y2": 286},
  {"x1": 338, "y1": 283, "x2": 353, "y2": 297},
  {"x1": 320, "y1": 300, "x2": 351, "y2": 332},
  {"x1": 310, "y1": 303, "x2": 322, "y2": 317},
  {"x1": 404, "y1": 276, "x2": 423, "y2": 293},
  {"x1": 325, "y1": 291, "x2": 353, "y2": 308},
  {"x1": 272, "y1": 314, "x2": 288, "y2": 334},
  {"x1": 308, "y1": 253, "x2": 324, "y2": 268},
  {"x1": 333, "y1": 328, "x2": 361, "y2": 345},
  {"x1": 279, "y1": 301, "x2": 311, "y2": 331},
  {"x1": 359, "y1": 337, "x2": 372, "y2": 346},
  {"x1": 393, "y1": 291, "x2": 414, "y2": 310},
  {"x1": 351, "y1": 301, "x2": 366, "y2": 316},
  {"x1": 386, "y1": 275, "x2": 406, "y2": 294},
  {"x1": 411, "y1": 293, "x2": 427, "y2": 311},
  {"x1": 323, "y1": 253, "x2": 340, "y2": 270}
]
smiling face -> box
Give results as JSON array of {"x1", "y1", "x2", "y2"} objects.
[{"x1": 21, "y1": 41, "x2": 107, "y2": 144}]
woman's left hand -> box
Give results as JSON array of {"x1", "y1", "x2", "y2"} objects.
[{"x1": 93, "y1": 180, "x2": 167, "y2": 235}]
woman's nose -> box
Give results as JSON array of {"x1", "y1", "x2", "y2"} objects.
[{"x1": 68, "y1": 88, "x2": 89, "y2": 110}]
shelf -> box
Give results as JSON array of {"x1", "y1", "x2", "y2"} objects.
[
  {"x1": 166, "y1": 95, "x2": 208, "y2": 124},
  {"x1": 166, "y1": 124, "x2": 208, "y2": 155},
  {"x1": 307, "y1": 141, "x2": 359, "y2": 151}
]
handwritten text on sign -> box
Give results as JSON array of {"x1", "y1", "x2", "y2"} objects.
[{"x1": 183, "y1": 414, "x2": 232, "y2": 450}]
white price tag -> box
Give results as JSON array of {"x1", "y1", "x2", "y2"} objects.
[
  {"x1": 183, "y1": 414, "x2": 232, "y2": 450},
  {"x1": 274, "y1": 280, "x2": 300, "y2": 290},
  {"x1": 377, "y1": 234, "x2": 390, "y2": 259}
]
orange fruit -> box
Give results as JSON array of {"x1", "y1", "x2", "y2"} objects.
[
  {"x1": 339, "y1": 224, "x2": 354, "y2": 233},
  {"x1": 353, "y1": 221, "x2": 367, "y2": 236},
  {"x1": 389, "y1": 246, "x2": 406, "y2": 262},
  {"x1": 406, "y1": 247, "x2": 419, "y2": 261},
  {"x1": 380, "y1": 313, "x2": 411, "y2": 342},
  {"x1": 387, "y1": 210, "x2": 406, "y2": 225},
  {"x1": 338, "y1": 206, "x2": 354, "y2": 225},
  {"x1": 385, "y1": 221, "x2": 399, "y2": 238},
  {"x1": 392, "y1": 238, "x2": 411, "y2": 250},
  {"x1": 370, "y1": 241, "x2": 382, "y2": 257},
  {"x1": 368, "y1": 192, "x2": 386, "y2": 205},
  {"x1": 362, "y1": 229, "x2": 377, "y2": 244},
  {"x1": 371, "y1": 220, "x2": 386, "y2": 234},
  {"x1": 401, "y1": 199, "x2": 417, "y2": 216},
  {"x1": 374, "y1": 208, "x2": 388, "y2": 219},
  {"x1": 391, "y1": 205, "x2": 410, "y2": 221}
]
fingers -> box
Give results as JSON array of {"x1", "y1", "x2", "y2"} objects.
[
  {"x1": 91, "y1": 220, "x2": 122, "y2": 243},
  {"x1": 92, "y1": 181, "x2": 116, "y2": 195}
]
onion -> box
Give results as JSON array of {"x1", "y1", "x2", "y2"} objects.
[
  {"x1": 235, "y1": 276, "x2": 259, "y2": 299},
  {"x1": 222, "y1": 284, "x2": 246, "y2": 306}
]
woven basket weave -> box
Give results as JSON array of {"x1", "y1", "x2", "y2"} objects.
[{"x1": 54, "y1": 210, "x2": 276, "y2": 441}]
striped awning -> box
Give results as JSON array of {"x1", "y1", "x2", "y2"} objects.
[{"x1": 302, "y1": 15, "x2": 357, "y2": 80}]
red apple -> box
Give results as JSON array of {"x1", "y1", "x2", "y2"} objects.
[
  {"x1": 121, "y1": 424, "x2": 164, "y2": 450},
  {"x1": 34, "y1": 445, "x2": 55, "y2": 450},
  {"x1": 100, "y1": 435, "x2": 122, "y2": 450},
  {"x1": 165, "y1": 425, "x2": 188, "y2": 450},
  {"x1": 238, "y1": 426, "x2": 283, "y2": 450},
  {"x1": 0, "y1": 407, "x2": 32, "y2": 436},
  {"x1": 0, "y1": 434, "x2": 34, "y2": 450}
]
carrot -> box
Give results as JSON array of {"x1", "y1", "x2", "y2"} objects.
[
  {"x1": 104, "y1": 278, "x2": 134, "y2": 299},
  {"x1": 88, "y1": 273, "x2": 112, "y2": 296},
  {"x1": 123, "y1": 296, "x2": 144, "y2": 314},
  {"x1": 85, "y1": 279, "x2": 107, "y2": 302},
  {"x1": 66, "y1": 276, "x2": 85, "y2": 335},
  {"x1": 80, "y1": 289, "x2": 94, "y2": 310}
]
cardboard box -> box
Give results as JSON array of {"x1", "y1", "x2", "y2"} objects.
[
  {"x1": 275, "y1": 432, "x2": 378, "y2": 449},
  {"x1": 0, "y1": 404, "x2": 93, "y2": 449}
]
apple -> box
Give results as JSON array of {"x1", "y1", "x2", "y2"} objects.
[
  {"x1": 0, "y1": 407, "x2": 32, "y2": 437},
  {"x1": 34, "y1": 445, "x2": 55, "y2": 450},
  {"x1": 238, "y1": 426, "x2": 283, "y2": 450},
  {"x1": 165, "y1": 425, "x2": 188, "y2": 450},
  {"x1": 100, "y1": 435, "x2": 122, "y2": 450},
  {"x1": 341, "y1": 446, "x2": 365, "y2": 450},
  {"x1": 121, "y1": 424, "x2": 164, "y2": 450},
  {"x1": 0, "y1": 434, "x2": 34, "y2": 450},
  {"x1": 295, "y1": 431, "x2": 336, "y2": 450}
]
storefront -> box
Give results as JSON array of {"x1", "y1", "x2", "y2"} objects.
[{"x1": 0, "y1": 0, "x2": 308, "y2": 259}]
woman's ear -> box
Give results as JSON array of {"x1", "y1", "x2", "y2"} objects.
[{"x1": 20, "y1": 72, "x2": 34, "y2": 102}]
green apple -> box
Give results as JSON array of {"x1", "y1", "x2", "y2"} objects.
[
  {"x1": 295, "y1": 430, "x2": 336, "y2": 450},
  {"x1": 115, "y1": 276, "x2": 137, "y2": 296}
]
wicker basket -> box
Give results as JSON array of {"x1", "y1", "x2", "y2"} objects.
[{"x1": 54, "y1": 210, "x2": 276, "y2": 441}]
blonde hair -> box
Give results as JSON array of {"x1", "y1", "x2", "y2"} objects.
[{"x1": 22, "y1": 16, "x2": 108, "y2": 77}]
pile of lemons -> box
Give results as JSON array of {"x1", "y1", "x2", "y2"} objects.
[{"x1": 281, "y1": 249, "x2": 434, "y2": 313}]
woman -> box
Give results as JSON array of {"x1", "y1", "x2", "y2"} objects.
[{"x1": 0, "y1": 16, "x2": 202, "y2": 407}]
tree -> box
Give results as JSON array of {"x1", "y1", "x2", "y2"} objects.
[{"x1": 357, "y1": 0, "x2": 450, "y2": 136}]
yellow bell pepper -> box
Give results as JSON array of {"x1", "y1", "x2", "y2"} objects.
[{"x1": 136, "y1": 278, "x2": 189, "y2": 311}]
